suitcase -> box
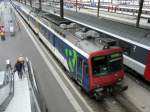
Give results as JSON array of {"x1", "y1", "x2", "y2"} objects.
[{"x1": 1, "y1": 35, "x2": 5, "y2": 40}]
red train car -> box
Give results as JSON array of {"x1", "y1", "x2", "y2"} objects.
[{"x1": 88, "y1": 48, "x2": 127, "y2": 98}]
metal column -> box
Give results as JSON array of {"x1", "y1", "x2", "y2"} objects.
[
  {"x1": 60, "y1": 0, "x2": 64, "y2": 18},
  {"x1": 97, "y1": 0, "x2": 100, "y2": 17},
  {"x1": 30, "y1": 0, "x2": 32, "y2": 7},
  {"x1": 39, "y1": 0, "x2": 42, "y2": 10},
  {"x1": 136, "y1": 0, "x2": 144, "y2": 27},
  {"x1": 76, "y1": 0, "x2": 77, "y2": 12}
]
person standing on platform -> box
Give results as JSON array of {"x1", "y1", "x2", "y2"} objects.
[
  {"x1": 18, "y1": 56, "x2": 25, "y2": 72},
  {"x1": 14, "y1": 59, "x2": 23, "y2": 79}
]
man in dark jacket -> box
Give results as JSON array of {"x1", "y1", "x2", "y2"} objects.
[{"x1": 14, "y1": 60, "x2": 23, "y2": 79}]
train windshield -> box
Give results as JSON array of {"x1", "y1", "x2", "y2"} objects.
[
  {"x1": 109, "y1": 53, "x2": 122, "y2": 72},
  {"x1": 92, "y1": 52, "x2": 122, "y2": 76}
]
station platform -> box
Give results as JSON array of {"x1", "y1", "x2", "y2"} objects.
[
  {"x1": 63, "y1": 10, "x2": 150, "y2": 47},
  {"x1": 64, "y1": 6, "x2": 150, "y2": 28}
]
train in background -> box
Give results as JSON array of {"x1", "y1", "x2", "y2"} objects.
[
  {"x1": 12, "y1": 2, "x2": 128, "y2": 99},
  {"x1": 64, "y1": 2, "x2": 150, "y2": 19}
]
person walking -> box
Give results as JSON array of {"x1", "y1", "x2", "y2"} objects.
[
  {"x1": 14, "y1": 59, "x2": 23, "y2": 79},
  {"x1": 18, "y1": 56, "x2": 25, "y2": 72}
]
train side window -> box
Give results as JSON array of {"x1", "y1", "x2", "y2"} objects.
[
  {"x1": 45, "y1": 29, "x2": 49, "y2": 39},
  {"x1": 78, "y1": 57, "x2": 82, "y2": 69},
  {"x1": 59, "y1": 41, "x2": 64, "y2": 54},
  {"x1": 48, "y1": 32, "x2": 53, "y2": 44}
]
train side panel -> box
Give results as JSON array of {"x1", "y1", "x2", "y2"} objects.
[
  {"x1": 40, "y1": 23, "x2": 90, "y2": 92},
  {"x1": 118, "y1": 38, "x2": 150, "y2": 80}
]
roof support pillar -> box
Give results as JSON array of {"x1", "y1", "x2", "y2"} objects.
[
  {"x1": 136, "y1": 0, "x2": 144, "y2": 27},
  {"x1": 97, "y1": 0, "x2": 100, "y2": 17},
  {"x1": 76, "y1": 0, "x2": 77, "y2": 12},
  {"x1": 60, "y1": 0, "x2": 64, "y2": 18},
  {"x1": 39, "y1": 0, "x2": 42, "y2": 10},
  {"x1": 30, "y1": 0, "x2": 32, "y2": 7}
]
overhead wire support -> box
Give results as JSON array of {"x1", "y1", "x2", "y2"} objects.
[
  {"x1": 24, "y1": 0, "x2": 26, "y2": 5},
  {"x1": 39, "y1": 0, "x2": 42, "y2": 11},
  {"x1": 29, "y1": 0, "x2": 32, "y2": 7},
  {"x1": 76, "y1": 0, "x2": 77, "y2": 12},
  {"x1": 136, "y1": 0, "x2": 144, "y2": 27},
  {"x1": 60, "y1": 0, "x2": 64, "y2": 18}
]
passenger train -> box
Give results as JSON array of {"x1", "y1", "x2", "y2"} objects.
[
  {"x1": 82, "y1": 3, "x2": 150, "y2": 16},
  {"x1": 12, "y1": 2, "x2": 127, "y2": 98}
]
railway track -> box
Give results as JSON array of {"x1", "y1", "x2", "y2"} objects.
[{"x1": 125, "y1": 68, "x2": 150, "y2": 92}]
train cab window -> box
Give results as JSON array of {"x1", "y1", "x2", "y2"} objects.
[
  {"x1": 92, "y1": 56, "x2": 109, "y2": 76},
  {"x1": 109, "y1": 53, "x2": 122, "y2": 72}
]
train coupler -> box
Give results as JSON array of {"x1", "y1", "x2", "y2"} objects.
[
  {"x1": 120, "y1": 85, "x2": 128, "y2": 91},
  {"x1": 93, "y1": 88, "x2": 104, "y2": 100}
]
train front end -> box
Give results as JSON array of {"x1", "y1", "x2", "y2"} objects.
[{"x1": 88, "y1": 47, "x2": 127, "y2": 99}]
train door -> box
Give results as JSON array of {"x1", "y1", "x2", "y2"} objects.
[
  {"x1": 83, "y1": 61, "x2": 89, "y2": 92},
  {"x1": 77, "y1": 56, "x2": 83, "y2": 85}
]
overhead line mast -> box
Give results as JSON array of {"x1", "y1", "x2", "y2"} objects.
[
  {"x1": 136, "y1": 0, "x2": 144, "y2": 27},
  {"x1": 60, "y1": 0, "x2": 64, "y2": 18},
  {"x1": 39, "y1": 0, "x2": 42, "y2": 10}
]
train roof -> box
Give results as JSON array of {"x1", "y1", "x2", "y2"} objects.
[
  {"x1": 26, "y1": 8, "x2": 118, "y2": 54},
  {"x1": 42, "y1": 17, "x2": 104, "y2": 53}
]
